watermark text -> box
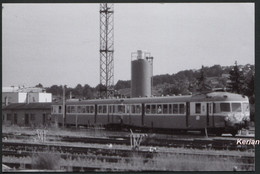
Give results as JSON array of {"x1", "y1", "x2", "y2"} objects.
[{"x1": 237, "y1": 139, "x2": 259, "y2": 146}]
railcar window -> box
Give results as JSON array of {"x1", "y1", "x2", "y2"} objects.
[
  {"x1": 232, "y1": 103, "x2": 242, "y2": 112},
  {"x1": 67, "y1": 106, "x2": 71, "y2": 113},
  {"x1": 180, "y1": 104, "x2": 185, "y2": 114},
  {"x1": 90, "y1": 106, "x2": 94, "y2": 113},
  {"x1": 98, "y1": 106, "x2": 102, "y2": 113},
  {"x1": 151, "y1": 105, "x2": 156, "y2": 114},
  {"x1": 126, "y1": 105, "x2": 130, "y2": 113},
  {"x1": 82, "y1": 106, "x2": 87, "y2": 113},
  {"x1": 220, "y1": 103, "x2": 230, "y2": 112},
  {"x1": 113, "y1": 105, "x2": 115, "y2": 113},
  {"x1": 58, "y1": 106, "x2": 62, "y2": 113},
  {"x1": 108, "y1": 105, "x2": 113, "y2": 113},
  {"x1": 173, "y1": 104, "x2": 178, "y2": 114},
  {"x1": 169, "y1": 104, "x2": 172, "y2": 114},
  {"x1": 86, "y1": 106, "x2": 90, "y2": 113},
  {"x1": 163, "y1": 104, "x2": 168, "y2": 114},
  {"x1": 131, "y1": 105, "x2": 136, "y2": 113},
  {"x1": 157, "y1": 105, "x2": 162, "y2": 114},
  {"x1": 243, "y1": 103, "x2": 249, "y2": 112},
  {"x1": 195, "y1": 103, "x2": 201, "y2": 114},
  {"x1": 146, "y1": 105, "x2": 151, "y2": 114},
  {"x1": 71, "y1": 106, "x2": 76, "y2": 113},
  {"x1": 213, "y1": 103, "x2": 217, "y2": 113},
  {"x1": 103, "y1": 105, "x2": 107, "y2": 113},
  {"x1": 77, "y1": 106, "x2": 82, "y2": 113},
  {"x1": 136, "y1": 105, "x2": 141, "y2": 114},
  {"x1": 118, "y1": 105, "x2": 125, "y2": 113}
]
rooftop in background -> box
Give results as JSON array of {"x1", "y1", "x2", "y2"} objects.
[
  {"x1": 2, "y1": 86, "x2": 46, "y2": 93},
  {"x1": 2, "y1": 102, "x2": 52, "y2": 110}
]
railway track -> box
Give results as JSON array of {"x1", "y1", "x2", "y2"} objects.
[
  {"x1": 2, "y1": 131, "x2": 255, "y2": 151},
  {"x1": 2, "y1": 141, "x2": 255, "y2": 171}
]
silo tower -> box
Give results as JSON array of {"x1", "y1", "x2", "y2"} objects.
[{"x1": 131, "y1": 50, "x2": 153, "y2": 98}]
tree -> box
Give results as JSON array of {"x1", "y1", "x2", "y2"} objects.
[
  {"x1": 73, "y1": 84, "x2": 83, "y2": 97},
  {"x1": 46, "y1": 85, "x2": 63, "y2": 96},
  {"x1": 228, "y1": 61, "x2": 246, "y2": 94},
  {"x1": 83, "y1": 84, "x2": 95, "y2": 99},
  {"x1": 35, "y1": 83, "x2": 43, "y2": 88}
]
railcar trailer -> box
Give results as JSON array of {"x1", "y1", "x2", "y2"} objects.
[{"x1": 51, "y1": 92, "x2": 250, "y2": 136}]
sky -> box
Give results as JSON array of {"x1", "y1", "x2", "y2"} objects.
[{"x1": 2, "y1": 3, "x2": 255, "y2": 88}]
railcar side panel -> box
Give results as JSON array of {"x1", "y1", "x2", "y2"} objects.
[
  {"x1": 77, "y1": 114, "x2": 95, "y2": 126},
  {"x1": 144, "y1": 115, "x2": 186, "y2": 129},
  {"x1": 126, "y1": 115, "x2": 142, "y2": 127}
]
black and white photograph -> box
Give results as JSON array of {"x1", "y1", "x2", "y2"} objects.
[{"x1": 2, "y1": 2, "x2": 255, "y2": 172}]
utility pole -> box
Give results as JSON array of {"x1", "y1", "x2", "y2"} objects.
[
  {"x1": 99, "y1": 3, "x2": 114, "y2": 98},
  {"x1": 62, "y1": 85, "x2": 66, "y2": 129}
]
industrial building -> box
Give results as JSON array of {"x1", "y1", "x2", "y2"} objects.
[
  {"x1": 2, "y1": 103, "x2": 52, "y2": 127},
  {"x1": 2, "y1": 86, "x2": 52, "y2": 105}
]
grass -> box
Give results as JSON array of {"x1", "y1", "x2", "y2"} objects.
[
  {"x1": 58, "y1": 151, "x2": 251, "y2": 171},
  {"x1": 2, "y1": 149, "x2": 254, "y2": 171}
]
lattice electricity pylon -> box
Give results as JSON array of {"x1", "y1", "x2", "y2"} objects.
[{"x1": 99, "y1": 3, "x2": 114, "y2": 98}]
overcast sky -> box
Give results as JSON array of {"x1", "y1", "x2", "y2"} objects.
[{"x1": 2, "y1": 3, "x2": 254, "y2": 88}]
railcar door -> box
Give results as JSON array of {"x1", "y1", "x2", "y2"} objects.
[
  {"x1": 142, "y1": 103, "x2": 145, "y2": 126},
  {"x1": 94, "y1": 104, "x2": 97, "y2": 124},
  {"x1": 206, "y1": 103, "x2": 210, "y2": 126},
  {"x1": 186, "y1": 102, "x2": 190, "y2": 128},
  {"x1": 206, "y1": 102, "x2": 214, "y2": 127}
]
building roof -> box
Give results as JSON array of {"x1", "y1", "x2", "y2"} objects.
[
  {"x1": 2, "y1": 103, "x2": 52, "y2": 110},
  {"x1": 2, "y1": 86, "x2": 45, "y2": 93}
]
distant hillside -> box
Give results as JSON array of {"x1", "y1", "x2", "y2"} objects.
[
  {"x1": 45, "y1": 64, "x2": 254, "y2": 100},
  {"x1": 116, "y1": 64, "x2": 254, "y2": 97}
]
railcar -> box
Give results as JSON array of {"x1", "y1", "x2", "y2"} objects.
[{"x1": 51, "y1": 92, "x2": 250, "y2": 136}]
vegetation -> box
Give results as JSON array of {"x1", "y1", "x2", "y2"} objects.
[
  {"x1": 43, "y1": 64, "x2": 254, "y2": 99},
  {"x1": 31, "y1": 152, "x2": 61, "y2": 170},
  {"x1": 3, "y1": 149, "x2": 253, "y2": 171}
]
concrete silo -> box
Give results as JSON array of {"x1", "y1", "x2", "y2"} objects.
[{"x1": 131, "y1": 50, "x2": 153, "y2": 98}]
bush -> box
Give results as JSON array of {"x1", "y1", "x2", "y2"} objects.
[{"x1": 32, "y1": 152, "x2": 61, "y2": 170}]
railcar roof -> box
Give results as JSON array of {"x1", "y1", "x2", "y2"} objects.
[
  {"x1": 51, "y1": 92, "x2": 248, "y2": 105},
  {"x1": 53, "y1": 95, "x2": 192, "y2": 105},
  {"x1": 191, "y1": 92, "x2": 248, "y2": 102}
]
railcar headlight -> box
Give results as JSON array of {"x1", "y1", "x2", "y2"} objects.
[
  {"x1": 243, "y1": 116, "x2": 250, "y2": 121},
  {"x1": 224, "y1": 116, "x2": 229, "y2": 121}
]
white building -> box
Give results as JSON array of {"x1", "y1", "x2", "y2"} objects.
[{"x1": 2, "y1": 87, "x2": 52, "y2": 105}]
